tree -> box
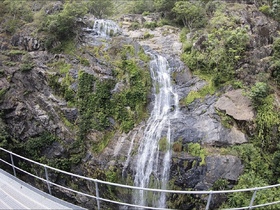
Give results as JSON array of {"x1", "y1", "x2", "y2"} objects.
[
  {"x1": 154, "y1": 0, "x2": 177, "y2": 15},
  {"x1": 87, "y1": 0, "x2": 114, "y2": 18},
  {"x1": 172, "y1": 1, "x2": 206, "y2": 31},
  {"x1": 3, "y1": 0, "x2": 33, "y2": 22},
  {"x1": 46, "y1": 1, "x2": 87, "y2": 41}
]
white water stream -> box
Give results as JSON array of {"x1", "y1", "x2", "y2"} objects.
[
  {"x1": 88, "y1": 19, "x2": 180, "y2": 208},
  {"x1": 92, "y1": 19, "x2": 121, "y2": 38},
  {"x1": 133, "y1": 53, "x2": 179, "y2": 208}
]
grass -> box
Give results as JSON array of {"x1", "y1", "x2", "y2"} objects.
[
  {"x1": 92, "y1": 131, "x2": 114, "y2": 154},
  {"x1": 48, "y1": 61, "x2": 71, "y2": 74},
  {"x1": 184, "y1": 74, "x2": 216, "y2": 106},
  {"x1": 187, "y1": 142, "x2": 207, "y2": 166}
]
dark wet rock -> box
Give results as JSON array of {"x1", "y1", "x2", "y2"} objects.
[
  {"x1": 61, "y1": 108, "x2": 78, "y2": 123},
  {"x1": 11, "y1": 34, "x2": 42, "y2": 51},
  {"x1": 203, "y1": 155, "x2": 243, "y2": 185}
]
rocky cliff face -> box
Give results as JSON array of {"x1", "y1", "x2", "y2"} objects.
[{"x1": 0, "y1": 1, "x2": 279, "y2": 209}]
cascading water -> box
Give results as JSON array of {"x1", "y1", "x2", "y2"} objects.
[
  {"x1": 86, "y1": 19, "x2": 180, "y2": 208},
  {"x1": 92, "y1": 19, "x2": 121, "y2": 38},
  {"x1": 133, "y1": 52, "x2": 179, "y2": 208}
]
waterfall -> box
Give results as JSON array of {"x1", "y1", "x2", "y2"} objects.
[
  {"x1": 86, "y1": 19, "x2": 180, "y2": 208},
  {"x1": 90, "y1": 19, "x2": 121, "y2": 38},
  {"x1": 133, "y1": 53, "x2": 179, "y2": 208}
]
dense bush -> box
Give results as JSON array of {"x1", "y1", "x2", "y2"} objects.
[
  {"x1": 87, "y1": 0, "x2": 113, "y2": 18},
  {"x1": 24, "y1": 132, "x2": 57, "y2": 160},
  {"x1": 249, "y1": 82, "x2": 270, "y2": 106},
  {"x1": 181, "y1": 6, "x2": 249, "y2": 86},
  {"x1": 172, "y1": 1, "x2": 207, "y2": 30},
  {"x1": 271, "y1": 37, "x2": 280, "y2": 85},
  {"x1": 44, "y1": 2, "x2": 87, "y2": 43},
  {"x1": 0, "y1": 118, "x2": 9, "y2": 148},
  {"x1": 255, "y1": 95, "x2": 280, "y2": 153}
]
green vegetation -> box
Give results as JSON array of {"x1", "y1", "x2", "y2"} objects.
[
  {"x1": 222, "y1": 143, "x2": 279, "y2": 208},
  {"x1": 0, "y1": 118, "x2": 9, "y2": 148},
  {"x1": 219, "y1": 91, "x2": 280, "y2": 208},
  {"x1": 47, "y1": 69, "x2": 75, "y2": 105},
  {"x1": 19, "y1": 63, "x2": 34, "y2": 72},
  {"x1": 172, "y1": 1, "x2": 206, "y2": 31},
  {"x1": 44, "y1": 2, "x2": 87, "y2": 42},
  {"x1": 23, "y1": 132, "x2": 57, "y2": 160},
  {"x1": 249, "y1": 82, "x2": 270, "y2": 106},
  {"x1": 184, "y1": 77, "x2": 215, "y2": 105},
  {"x1": 271, "y1": 37, "x2": 280, "y2": 86},
  {"x1": 182, "y1": 7, "x2": 249, "y2": 86},
  {"x1": 77, "y1": 72, "x2": 111, "y2": 138},
  {"x1": 144, "y1": 21, "x2": 158, "y2": 30},
  {"x1": 1, "y1": 1, "x2": 280, "y2": 209},
  {"x1": 217, "y1": 110, "x2": 234, "y2": 129},
  {"x1": 7, "y1": 50, "x2": 26, "y2": 56},
  {"x1": 0, "y1": 88, "x2": 7, "y2": 102},
  {"x1": 159, "y1": 137, "x2": 169, "y2": 151},
  {"x1": 48, "y1": 61, "x2": 71, "y2": 74},
  {"x1": 92, "y1": 131, "x2": 114, "y2": 154},
  {"x1": 143, "y1": 31, "x2": 154, "y2": 39},
  {"x1": 254, "y1": 95, "x2": 280, "y2": 153},
  {"x1": 258, "y1": 0, "x2": 280, "y2": 21},
  {"x1": 212, "y1": 178, "x2": 229, "y2": 191},
  {"x1": 187, "y1": 142, "x2": 207, "y2": 165},
  {"x1": 1, "y1": 0, "x2": 33, "y2": 34},
  {"x1": 87, "y1": 0, "x2": 114, "y2": 18}
]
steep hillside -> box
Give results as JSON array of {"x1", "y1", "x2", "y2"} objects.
[{"x1": 0, "y1": 0, "x2": 280, "y2": 209}]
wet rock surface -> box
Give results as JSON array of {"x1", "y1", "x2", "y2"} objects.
[{"x1": 110, "y1": 14, "x2": 248, "y2": 197}]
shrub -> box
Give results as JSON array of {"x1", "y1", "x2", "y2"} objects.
[
  {"x1": 129, "y1": 22, "x2": 140, "y2": 30},
  {"x1": 159, "y1": 137, "x2": 169, "y2": 151},
  {"x1": 143, "y1": 31, "x2": 154, "y2": 39},
  {"x1": 144, "y1": 21, "x2": 157, "y2": 30},
  {"x1": 226, "y1": 171, "x2": 279, "y2": 208},
  {"x1": 87, "y1": 0, "x2": 113, "y2": 18},
  {"x1": 0, "y1": 118, "x2": 9, "y2": 148},
  {"x1": 249, "y1": 82, "x2": 269, "y2": 106},
  {"x1": 187, "y1": 142, "x2": 207, "y2": 165},
  {"x1": 255, "y1": 95, "x2": 280, "y2": 152},
  {"x1": 271, "y1": 38, "x2": 280, "y2": 85},
  {"x1": 259, "y1": 5, "x2": 272, "y2": 16},
  {"x1": 20, "y1": 63, "x2": 34, "y2": 72},
  {"x1": 181, "y1": 9, "x2": 249, "y2": 87},
  {"x1": 24, "y1": 132, "x2": 57, "y2": 160},
  {"x1": 45, "y1": 2, "x2": 87, "y2": 42},
  {"x1": 142, "y1": 11, "x2": 150, "y2": 16},
  {"x1": 184, "y1": 76, "x2": 215, "y2": 106},
  {"x1": 172, "y1": 1, "x2": 207, "y2": 30}
]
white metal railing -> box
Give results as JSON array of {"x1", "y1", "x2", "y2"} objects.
[{"x1": 1, "y1": 147, "x2": 280, "y2": 210}]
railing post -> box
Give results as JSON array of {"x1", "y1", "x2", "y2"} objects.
[
  {"x1": 10, "y1": 153, "x2": 16, "y2": 177},
  {"x1": 95, "y1": 180, "x2": 100, "y2": 210},
  {"x1": 205, "y1": 191, "x2": 212, "y2": 210},
  {"x1": 44, "y1": 165, "x2": 52, "y2": 195},
  {"x1": 249, "y1": 189, "x2": 257, "y2": 209}
]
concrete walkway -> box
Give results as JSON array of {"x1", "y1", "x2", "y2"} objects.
[{"x1": 0, "y1": 168, "x2": 85, "y2": 209}]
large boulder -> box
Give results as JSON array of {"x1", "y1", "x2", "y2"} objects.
[
  {"x1": 203, "y1": 155, "x2": 244, "y2": 185},
  {"x1": 215, "y1": 89, "x2": 254, "y2": 121}
]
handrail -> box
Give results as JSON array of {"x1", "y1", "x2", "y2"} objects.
[{"x1": 0, "y1": 147, "x2": 280, "y2": 209}]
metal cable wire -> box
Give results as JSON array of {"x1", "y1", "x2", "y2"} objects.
[{"x1": 1, "y1": 147, "x2": 280, "y2": 210}]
